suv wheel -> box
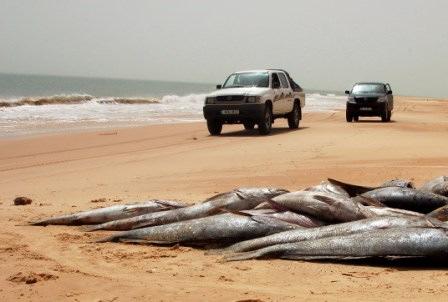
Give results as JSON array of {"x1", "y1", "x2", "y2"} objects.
[
  {"x1": 346, "y1": 109, "x2": 353, "y2": 122},
  {"x1": 386, "y1": 110, "x2": 392, "y2": 122},
  {"x1": 381, "y1": 107, "x2": 389, "y2": 122},
  {"x1": 258, "y1": 106, "x2": 272, "y2": 135},
  {"x1": 287, "y1": 103, "x2": 300, "y2": 129},
  {"x1": 243, "y1": 122, "x2": 255, "y2": 130},
  {"x1": 207, "y1": 119, "x2": 222, "y2": 135}
]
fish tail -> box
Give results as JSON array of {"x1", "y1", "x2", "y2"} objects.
[
  {"x1": 96, "y1": 235, "x2": 120, "y2": 243},
  {"x1": 81, "y1": 225, "x2": 102, "y2": 232},
  {"x1": 221, "y1": 250, "x2": 266, "y2": 262},
  {"x1": 426, "y1": 206, "x2": 448, "y2": 222},
  {"x1": 29, "y1": 220, "x2": 49, "y2": 226}
]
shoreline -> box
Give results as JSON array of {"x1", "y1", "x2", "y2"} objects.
[{"x1": 1, "y1": 95, "x2": 445, "y2": 140}]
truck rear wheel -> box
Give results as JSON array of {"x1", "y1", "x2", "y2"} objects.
[
  {"x1": 258, "y1": 106, "x2": 272, "y2": 135},
  {"x1": 287, "y1": 103, "x2": 300, "y2": 129},
  {"x1": 207, "y1": 119, "x2": 222, "y2": 135},
  {"x1": 381, "y1": 107, "x2": 389, "y2": 122}
]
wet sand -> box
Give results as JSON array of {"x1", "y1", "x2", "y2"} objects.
[{"x1": 0, "y1": 96, "x2": 447, "y2": 301}]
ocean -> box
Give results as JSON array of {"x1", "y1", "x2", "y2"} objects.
[{"x1": 0, "y1": 73, "x2": 346, "y2": 137}]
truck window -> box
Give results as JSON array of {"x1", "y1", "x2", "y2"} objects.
[
  {"x1": 272, "y1": 73, "x2": 281, "y2": 89},
  {"x1": 278, "y1": 73, "x2": 289, "y2": 88}
]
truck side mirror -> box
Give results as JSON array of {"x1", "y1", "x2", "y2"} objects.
[
  {"x1": 345, "y1": 90, "x2": 350, "y2": 95},
  {"x1": 387, "y1": 90, "x2": 393, "y2": 95},
  {"x1": 216, "y1": 84, "x2": 222, "y2": 89}
]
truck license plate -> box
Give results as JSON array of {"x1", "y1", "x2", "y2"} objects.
[
  {"x1": 360, "y1": 107, "x2": 372, "y2": 111},
  {"x1": 221, "y1": 109, "x2": 239, "y2": 115}
]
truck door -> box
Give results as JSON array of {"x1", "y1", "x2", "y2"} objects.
[
  {"x1": 271, "y1": 73, "x2": 282, "y2": 114},
  {"x1": 386, "y1": 83, "x2": 394, "y2": 110},
  {"x1": 278, "y1": 72, "x2": 293, "y2": 113}
]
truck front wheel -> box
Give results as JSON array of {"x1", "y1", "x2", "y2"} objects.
[
  {"x1": 346, "y1": 109, "x2": 353, "y2": 122},
  {"x1": 207, "y1": 119, "x2": 222, "y2": 135},
  {"x1": 258, "y1": 106, "x2": 272, "y2": 135},
  {"x1": 287, "y1": 103, "x2": 300, "y2": 129}
]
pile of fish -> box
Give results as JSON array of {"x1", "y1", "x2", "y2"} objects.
[{"x1": 31, "y1": 176, "x2": 448, "y2": 263}]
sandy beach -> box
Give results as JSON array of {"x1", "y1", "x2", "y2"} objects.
[{"x1": 1, "y1": 96, "x2": 447, "y2": 301}]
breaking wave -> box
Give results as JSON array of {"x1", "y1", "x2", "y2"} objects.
[{"x1": 0, "y1": 94, "x2": 159, "y2": 107}]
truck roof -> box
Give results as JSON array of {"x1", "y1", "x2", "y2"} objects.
[
  {"x1": 355, "y1": 82, "x2": 389, "y2": 86},
  {"x1": 234, "y1": 69, "x2": 275, "y2": 74}
]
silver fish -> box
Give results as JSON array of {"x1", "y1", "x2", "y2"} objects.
[
  {"x1": 222, "y1": 216, "x2": 442, "y2": 254},
  {"x1": 86, "y1": 187, "x2": 288, "y2": 231},
  {"x1": 357, "y1": 187, "x2": 448, "y2": 213},
  {"x1": 327, "y1": 178, "x2": 415, "y2": 197},
  {"x1": 97, "y1": 213, "x2": 298, "y2": 244},
  {"x1": 271, "y1": 191, "x2": 367, "y2": 223},
  {"x1": 225, "y1": 227, "x2": 448, "y2": 261},
  {"x1": 30, "y1": 200, "x2": 187, "y2": 226}
]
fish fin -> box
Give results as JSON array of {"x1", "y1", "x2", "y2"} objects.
[
  {"x1": 267, "y1": 200, "x2": 290, "y2": 212},
  {"x1": 119, "y1": 238, "x2": 179, "y2": 245},
  {"x1": 219, "y1": 209, "x2": 253, "y2": 217},
  {"x1": 202, "y1": 192, "x2": 231, "y2": 203},
  {"x1": 313, "y1": 195, "x2": 337, "y2": 205},
  {"x1": 354, "y1": 195, "x2": 385, "y2": 207},
  {"x1": 153, "y1": 200, "x2": 188, "y2": 208},
  {"x1": 327, "y1": 178, "x2": 374, "y2": 197}
]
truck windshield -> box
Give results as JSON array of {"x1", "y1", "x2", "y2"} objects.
[
  {"x1": 352, "y1": 84, "x2": 386, "y2": 94},
  {"x1": 222, "y1": 72, "x2": 269, "y2": 88}
]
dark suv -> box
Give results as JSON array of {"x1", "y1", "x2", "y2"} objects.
[{"x1": 345, "y1": 82, "x2": 394, "y2": 122}]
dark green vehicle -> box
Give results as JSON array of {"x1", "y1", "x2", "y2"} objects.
[{"x1": 345, "y1": 82, "x2": 394, "y2": 122}]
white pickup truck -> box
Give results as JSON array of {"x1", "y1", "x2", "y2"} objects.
[{"x1": 203, "y1": 69, "x2": 305, "y2": 135}]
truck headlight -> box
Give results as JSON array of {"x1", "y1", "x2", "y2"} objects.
[
  {"x1": 246, "y1": 96, "x2": 260, "y2": 103},
  {"x1": 205, "y1": 97, "x2": 216, "y2": 104},
  {"x1": 377, "y1": 97, "x2": 386, "y2": 102}
]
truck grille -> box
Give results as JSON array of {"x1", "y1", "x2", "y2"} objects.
[
  {"x1": 216, "y1": 95, "x2": 246, "y2": 103},
  {"x1": 355, "y1": 97, "x2": 378, "y2": 104}
]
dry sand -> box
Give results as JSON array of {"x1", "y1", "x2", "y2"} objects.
[{"x1": 0, "y1": 97, "x2": 447, "y2": 301}]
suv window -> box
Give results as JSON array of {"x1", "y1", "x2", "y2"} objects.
[
  {"x1": 278, "y1": 73, "x2": 289, "y2": 88},
  {"x1": 272, "y1": 73, "x2": 281, "y2": 89},
  {"x1": 352, "y1": 84, "x2": 386, "y2": 94}
]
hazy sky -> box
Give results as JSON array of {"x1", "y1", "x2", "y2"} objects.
[{"x1": 1, "y1": 0, "x2": 447, "y2": 97}]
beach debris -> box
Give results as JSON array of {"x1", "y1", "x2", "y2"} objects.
[
  {"x1": 14, "y1": 196, "x2": 33, "y2": 206},
  {"x1": 29, "y1": 175, "x2": 448, "y2": 265},
  {"x1": 7, "y1": 272, "x2": 58, "y2": 284}
]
